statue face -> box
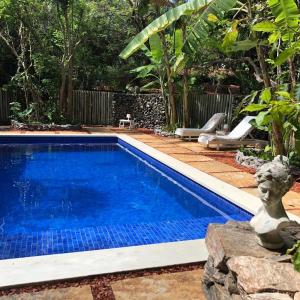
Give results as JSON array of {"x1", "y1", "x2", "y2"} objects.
[{"x1": 258, "y1": 180, "x2": 281, "y2": 204}]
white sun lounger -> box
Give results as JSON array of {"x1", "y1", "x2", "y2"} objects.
[
  {"x1": 198, "y1": 116, "x2": 268, "y2": 150},
  {"x1": 175, "y1": 113, "x2": 226, "y2": 140}
]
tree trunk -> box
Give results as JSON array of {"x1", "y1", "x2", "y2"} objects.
[
  {"x1": 256, "y1": 45, "x2": 271, "y2": 88},
  {"x1": 272, "y1": 121, "x2": 285, "y2": 155},
  {"x1": 160, "y1": 32, "x2": 177, "y2": 126},
  {"x1": 67, "y1": 57, "x2": 74, "y2": 121},
  {"x1": 59, "y1": 71, "x2": 67, "y2": 114},
  {"x1": 182, "y1": 22, "x2": 189, "y2": 128},
  {"x1": 288, "y1": 58, "x2": 297, "y2": 90},
  {"x1": 159, "y1": 71, "x2": 170, "y2": 125},
  {"x1": 183, "y1": 70, "x2": 189, "y2": 127},
  {"x1": 256, "y1": 45, "x2": 285, "y2": 155}
]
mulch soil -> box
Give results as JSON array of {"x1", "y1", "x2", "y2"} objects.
[{"x1": 0, "y1": 263, "x2": 203, "y2": 300}]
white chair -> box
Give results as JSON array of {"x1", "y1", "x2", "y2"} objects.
[
  {"x1": 198, "y1": 116, "x2": 268, "y2": 150},
  {"x1": 175, "y1": 113, "x2": 226, "y2": 140},
  {"x1": 119, "y1": 114, "x2": 135, "y2": 129}
]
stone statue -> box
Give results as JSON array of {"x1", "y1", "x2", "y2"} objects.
[{"x1": 250, "y1": 156, "x2": 294, "y2": 249}]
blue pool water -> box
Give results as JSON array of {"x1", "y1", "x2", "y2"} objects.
[{"x1": 0, "y1": 136, "x2": 251, "y2": 259}]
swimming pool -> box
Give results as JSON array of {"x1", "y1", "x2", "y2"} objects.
[{"x1": 0, "y1": 136, "x2": 251, "y2": 260}]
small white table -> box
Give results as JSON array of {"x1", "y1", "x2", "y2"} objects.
[{"x1": 119, "y1": 119, "x2": 135, "y2": 129}]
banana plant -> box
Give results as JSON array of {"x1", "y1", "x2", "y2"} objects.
[
  {"x1": 130, "y1": 34, "x2": 167, "y2": 101},
  {"x1": 120, "y1": 0, "x2": 237, "y2": 59},
  {"x1": 120, "y1": 0, "x2": 236, "y2": 126}
]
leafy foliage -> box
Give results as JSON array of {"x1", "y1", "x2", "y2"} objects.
[{"x1": 287, "y1": 240, "x2": 300, "y2": 272}]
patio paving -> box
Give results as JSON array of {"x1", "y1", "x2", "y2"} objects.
[
  {"x1": 111, "y1": 269, "x2": 205, "y2": 300},
  {"x1": 170, "y1": 154, "x2": 213, "y2": 163},
  {"x1": 0, "y1": 286, "x2": 93, "y2": 300},
  {"x1": 127, "y1": 132, "x2": 300, "y2": 216},
  {"x1": 188, "y1": 161, "x2": 239, "y2": 173}
]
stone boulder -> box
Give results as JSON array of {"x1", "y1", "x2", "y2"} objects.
[
  {"x1": 203, "y1": 221, "x2": 300, "y2": 300},
  {"x1": 246, "y1": 293, "x2": 293, "y2": 300},
  {"x1": 227, "y1": 256, "x2": 300, "y2": 294},
  {"x1": 205, "y1": 222, "x2": 278, "y2": 271}
]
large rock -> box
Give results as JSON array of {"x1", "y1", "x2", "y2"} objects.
[
  {"x1": 246, "y1": 293, "x2": 293, "y2": 300},
  {"x1": 227, "y1": 256, "x2": 300, "y2": 294},
  {"x1": 203, "y1": 282, "x2": 242, "y2": 300},
  {"x1": 203, "y1": 256, "x2": 227, "y2": 286},
  {"x1": 206, "y1": 222, "x2": 278, "y2": 271},
  {"x1": 294, "y1": 292, "x2": 300, "y2": 300}
]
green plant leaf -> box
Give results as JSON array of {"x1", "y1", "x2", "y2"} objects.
[
  {"x1": 120, "y1": 0, "x2": 211, "y2": 59},
  {"x1": 252, "y1": 21, "x2": 277, "y2": 32},
  {"x1": 231, "y1": 39, "x2": 258, "y2": 51},
  {"x1": 174, "y1": 29, "x2": 184, "y2": 57},
  {"x1": 268, "y1": 31, "x2": 281, "y2": 43},
  {"x1": 260, "y1": 88, "x2": 272, "y2": 103},
  {"x1": 256, "y1": 110, "x2": 271, "y2": 126},
  {"x1": 274, "y1": 47, "x2": 296, "y2": 66},
  {"x1": 222, "y1": 20, "x2": 239, "y2": 51},
  {"x1": 184, "y1": 0, "x2": 237, "y2": 53},
  {"x1": 268, "y1": 0, "x2": 299, "y2": 42},
  {"x1": 287, "y1": 240, "x2": 300, "y2": 272},
  {"x1": 276, "y1": 91, "x2": 291, "y2": 99},
  {"x1": 172, "y1": 53, "x2": 188, "y2": 74},
  {"x1": 242, "y1": 103, "x2": 268, "y2": 112},
  {"x1": 207, "y1": 13, "x2": 218, "y2": 22},
  {"x1": 294, "y1": 83, "x2": 300, "y2": 101},
  {"x1": 149, "y1": 34, "x2": 163, "y2": 61}
]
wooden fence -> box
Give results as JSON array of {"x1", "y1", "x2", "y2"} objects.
[
  {"x1": 72, "y1": 90, "x2": 113, "y2": 125},
  {"x1": 0, "y1": 90, "x2": 20, "y2": 124},
  {"x1": 0, "y1": 89, "x2": 236, "y2": 127},
  {"x1": 177, "y1": 92, "x2": 235, "y2": 128}
]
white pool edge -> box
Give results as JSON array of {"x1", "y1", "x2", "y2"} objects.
[{"x1": 0, "y1": 133, "x2": 299, "y2": 288}]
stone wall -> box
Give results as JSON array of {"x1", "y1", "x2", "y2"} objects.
[
  {"x1": 203, "y1": 221, "x2": 300, "y2": 300},
  {"x1": 112, "y1": 93, "x2": 166, "y2": 129}
]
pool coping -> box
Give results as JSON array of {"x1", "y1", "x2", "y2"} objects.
[{"x1": 0, "y1": 133, "x2": 299, "y2": 288}]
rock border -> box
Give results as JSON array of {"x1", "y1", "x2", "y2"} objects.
[
  {"x1": 11, "y1": 120, "x2": 82, "y2": 131},
  {"x1": 235, "y1": 150, "x2": 267, "y2": 170}
]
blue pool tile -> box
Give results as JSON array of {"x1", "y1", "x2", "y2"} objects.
[
  {"x1": 0, "y1": 136, "x2": 252, "y2": 260},
  {"x1": 0, "y1": 216, "x2": 252, "y2": 260}
]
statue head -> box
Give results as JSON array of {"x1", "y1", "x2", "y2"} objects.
[{"x1": 255, "y1": 156, "x2": 293, "y2": 205}]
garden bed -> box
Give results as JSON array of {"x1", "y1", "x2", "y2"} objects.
[{"x1": 11, "y1": 120, "x2": 81, "y2": 131}]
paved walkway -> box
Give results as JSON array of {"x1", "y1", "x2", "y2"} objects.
[
  {"x1": 0, "y1": 269, "x2": 205, "y2": 300},
  {"x1": 126, "y1": 132, "x2": 300, "y2": 217}
]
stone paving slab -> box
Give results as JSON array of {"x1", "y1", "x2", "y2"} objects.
[
  {"x1": 0, "y1": 286, "x2": 93, "y2": 300},
  {"x1": 157, "y1": 147, "x2": 194, "y2": 155},
  {"x1": 212, "y1": 172, "x2": 257, "y2": 188},
  {"x1": 240, "y1": 187, "x2": 259, "y2": 197},
  {"x1": 142, "y1": 142, "x2": 175, "y2": 148},
  {"x1": 189, "y1": 161, "x2": 239, "y2": 173},
  {"x1": 241, "y1": 188, "x2": 300, "y2": 216},
  {"x1": 170, "y1": 154, "x2": 213, "y2": 162},
  {"x1": 132, "y1": 134, "x2": 299, "y2": 216},
  {"x1": 111, "y1": 270, "x2": 205, "y2": 300},
  {"x1": 282, "y1": 191, "x2": 300, "y2": 210}
]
